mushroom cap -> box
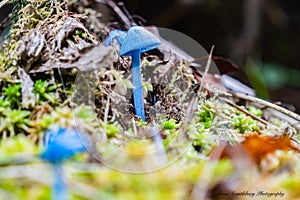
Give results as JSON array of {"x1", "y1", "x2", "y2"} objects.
[
  {"x1": 105, "y1": 30, "x2": 127, "y2": 46},
  {"x1": 120, "y1": 26, "x2": 161, "y2": 56},
  {"x1": 41, "y1": 127, "x2": 86, "y2": 163}
]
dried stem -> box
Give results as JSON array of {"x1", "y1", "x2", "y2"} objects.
[
  {"x1": 232, "y1": 93, "x2": 300, "y2": 121},
  {"x1": 102, "y1": 0, "x2": 132, "y2": 28},
  {"x1": 184, "y1": 45, "x2": 215, "y2": 124},
  {"x1": 0, "y1": 0, "x2": 11, "y2": 9},
  {"x1": 221, "y1": 97, "x2": 268, "y2": 126},
  {"x1": 103, "y1": 97, "x2": 110, "y2": 142}
]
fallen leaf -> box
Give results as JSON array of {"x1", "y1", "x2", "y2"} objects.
[
  {"x1": 210, "y1": 132, "x2": 300, "y2": 165},
  {"x1": 30, "y1": 44, "x2": 118, "y2": 72},
  {"x1": 211, "y1": 56, "x2": 239, "y2": 74}
]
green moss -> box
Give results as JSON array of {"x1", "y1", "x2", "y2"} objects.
[
  {"x1": 163, "y1": 119, "x2": 178, "y2": 130},
  {"x1": 0, "y1": 178, "x2": 50, "y2": 200},
  {"x1": 33, "y1": 80, "x2": 56, "y2": 103},
  {"x1": 106, "y1": 123, "x2": 120, "y2": 138},
  {"x1": 231, "y1": 113, "x2": 259, "y2": 133},
  {"x1": 0, "y1": 108, "x2": 30, "y2": 137},
  {"x1": 3, "y1": 84, "x2": 22, "y2": 108},
  {"x1": 0, "y1": 134, "x2": 37, "y2": 159},
  {"x1": 0, "y1": 1, "x2": 298, "y2": 199},
  {"x1": 136, "y1": 118, "x2": 148, "y2": 127},
  {"x1": 198, "y1": 101, "x2": 214, "y2": 129},
  {"x1": 248, "y1": 106, "x2": 263, "y2": 117},
  {"x1": 0, "y1": 98, "x2": 10, "y2": 108}
]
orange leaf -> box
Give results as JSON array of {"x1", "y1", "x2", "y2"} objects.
[{"x1": 210, "y1": 132, "x2": 300, "y2": 165}]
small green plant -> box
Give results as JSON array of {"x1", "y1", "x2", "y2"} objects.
[
  {"x1": 106, "y1": 123, "x2": 120, "y2": 138},
  {"x1": 0, "y1": 98, "x2": 10, "y2": 108},
  {"x1": 248, "y1": 106, "x2": 263, "y2": 117},
  {"x1": 163, "y1": 119, "x2": 178, "y2": 130},
  {"x1": 0, "y1": 108, "x2": 30, "y2": 138},
  {"x1": 198, "y1": 102, "x2": 214, "y2": 129},
  {"x1": 231, "y1": 113, "x2": 259, "y2": 133},
  {"x1": 3, "y1": 84, "x2": 22, "y2": 108},
  {"x1": 75, "y1": 29, "x2": 86, "y2": 38},
  {"x1": 137, "y1": 118, "x2": 148, "y2": 127},
  {"x1": 33, "y1": 80, "x2": 56, "y2": 103},
  {"x1": 188, "y1": 123, "x2": 215, "y2": 154},
  {"x1": 74, "y1": 105, "x2": 99, "y2": 128}
]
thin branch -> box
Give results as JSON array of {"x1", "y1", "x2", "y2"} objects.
[
  {"x1": 102, "y1": 0, "x2": 132, "y2": 29},
  {"x1": 199, "y1": 45, "x2": 215, "y2": 95},
  {"x1": 221, "y1": 97, "x2": 268, "y2": 126},
  {"x1": 232, "y1": 92, "x2": 300, "y2": 121},
  {"x1": 0, "y1": 0, "x2": 11, "y2": 9},
  {"x1": 117, "y1": 2, "x2": 137, "y2": 26},
  {"x1": 132, "y1": 118, "x2": 138, "y2": 136},
  {"x1": 103, "y1": 97, "x2": 110, "y2": 142},
  {"x1": 184, "y1": 45, "x2": 215, "y2": 124}
]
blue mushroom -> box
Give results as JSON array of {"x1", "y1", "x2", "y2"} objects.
[
  {"x1": 41, "y1": 127, "x2": 86, "y2": 200},
  {"x1": 120, "y1": 26, "x2": 161, "y2": 121},
  {"x1": 105, "y1": 30, "x2": 127, "y2": 46}
]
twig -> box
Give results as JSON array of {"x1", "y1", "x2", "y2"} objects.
[
  {"x1": 0, "y1": 0, "x2": 11, "y2": 9},
  {"x1": 132, "y1": 118, "x2": 137, "y2": 136},
  {"x1": 221, "y1": 97, "x2": 268, "y2": 126},
  {"x1": 102, "y1": 0, "x2": 132, "y2": 29},
  {"x1": 103, "y1": 97, "x2": 110, "y2": 142},
  {"x1": 232, "y1": 92, "x2": 300, "y2": 122},
  {"x1": 57, "y1": 68, "x2": 66, "y2": 100},
  {"x1": 0, "y1": 13, "x2": 12, "y2": 31},
  {"x1": 184, "y1": 45, "x2": 214, "y2": 124},
  {"x1": 198, "y1": 45, "x2": 214, "y2": 95},
  {"x1": 117, "y1": 2, "x2": 137, "y2": 26}
]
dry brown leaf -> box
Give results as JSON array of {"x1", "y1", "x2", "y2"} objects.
[
  {"x1": 30, "y1": 44, "x2": 118, "y2": 72},
  {"x1": 210, "y1": 132, "x2": 300, "y2": 165}
]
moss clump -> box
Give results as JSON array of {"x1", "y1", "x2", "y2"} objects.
[
  {"x1": 33, "y1": 80, "x2": 56, "y2": 103},
  {"x1": 163, "y1": 119, "x2": 178, "y2": 130},
  {"x1": 231, "y1": 113, "x2": 259, "y2": 134},
  {"x1": 3, "y1": 84, "x2": 22, "y2": 108},
  {"x1": 0, "y1": 108, "x2": 30, "y2": 138},
  {"x1": 106, "y1": 123, "x2": 120, "y2": 138}
]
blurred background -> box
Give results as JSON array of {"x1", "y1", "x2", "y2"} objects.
[
  {"x1": 118, "y1": 0, "x2": 300, "y2": 113},
  {"x1": 1, "y1": 0, "x2": 299, "y2": 112}
]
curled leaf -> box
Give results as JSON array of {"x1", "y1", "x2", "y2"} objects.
[
  {"x1": 30, "y1": 44, "x2": 118, "y2": 72},
  {"x1": 54, "y1": 16, "x2": 92, "y2": 51}
]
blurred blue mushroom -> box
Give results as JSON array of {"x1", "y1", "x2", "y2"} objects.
[
  {"x1": 120, "y1": 26, "x2": 161, "y2": 121},
  {"x1": 105, "y1": 29, "x2": 127, "y2": 47},
  {"x1": 41, "y1": 127, "x2": 86, "y2": 200}
]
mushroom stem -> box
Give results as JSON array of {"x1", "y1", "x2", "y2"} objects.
[
  {"x1": 131, "y1": 50, "x2": 146, "y2": 121},
  {"x1": 41, "y1": 127, "x2": 89, "y2": 200},
  {"x1": 52, "y1": 162, "x2": 67, "y2": 200}
]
